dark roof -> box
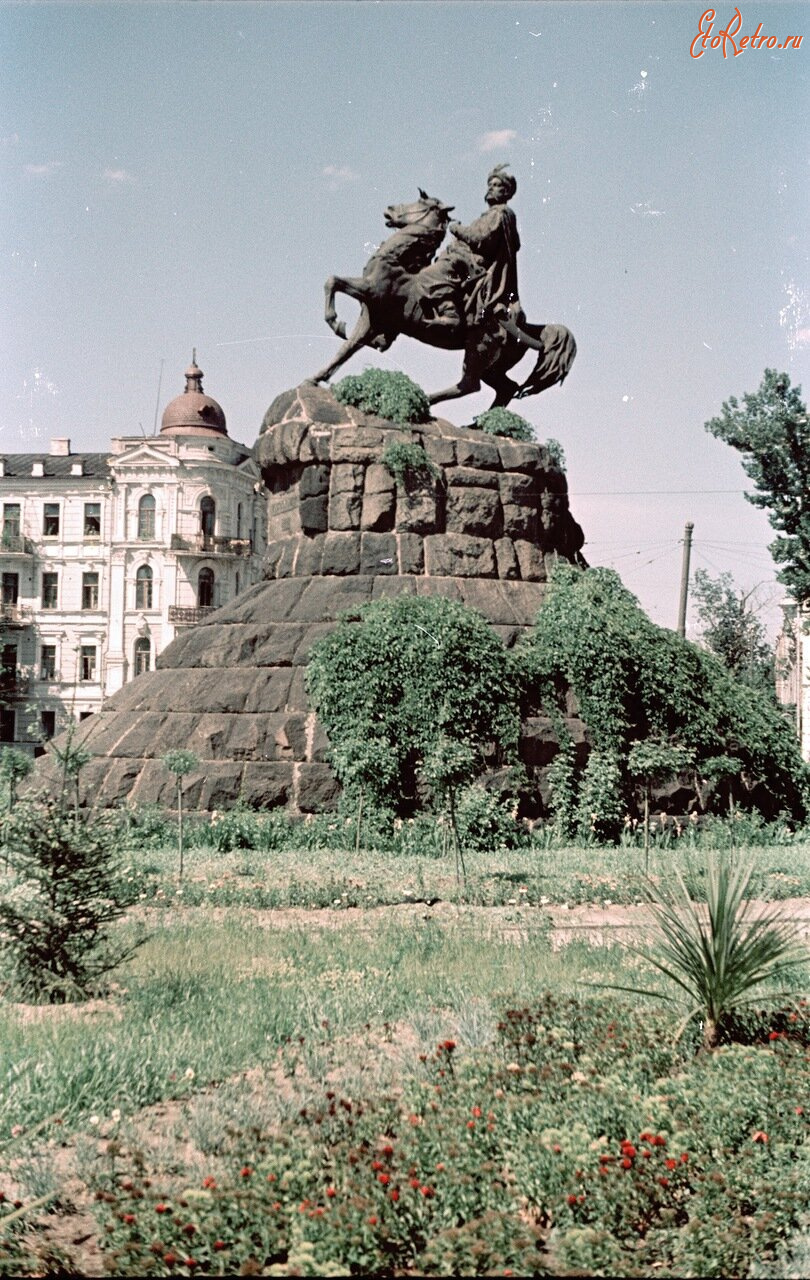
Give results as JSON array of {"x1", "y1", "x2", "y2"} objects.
[{"x1": 0, "y1": 454, "x2": 111, "y2": 480}]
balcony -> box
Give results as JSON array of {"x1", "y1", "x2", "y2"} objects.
[
  {"x1": 0, "y1": 533, "x2": 34, "y2": 556},
  {"x1": 0, "y1": 604, "x2": 33, "y2": 628},
  {"x1": 170, "y1": 534, "x2": 252, "y2": 558},
  {"x1": 168, "y1": 605, "x2": 218, "y2": 626}
]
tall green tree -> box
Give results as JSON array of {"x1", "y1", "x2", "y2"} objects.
[
  {"x1": 691, "y1": 569, "x2": 775, "y2": 697},
  {"x1": 705, "y1": 369, "x2": 810, "y2": 601}
]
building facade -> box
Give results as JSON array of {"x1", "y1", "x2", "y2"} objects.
[{"x1": 0, "y1": 358, "x2": 264, "y2": 752}]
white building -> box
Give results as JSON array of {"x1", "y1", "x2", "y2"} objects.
[{"x1": 0, "y1": 356, "x2": 264, "y2": 751}]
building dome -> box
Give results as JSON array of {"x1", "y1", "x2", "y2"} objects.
[{"x1": 160, "y1": 353, "x2": 227, "y2": 437}]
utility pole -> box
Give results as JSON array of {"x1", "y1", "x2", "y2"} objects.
[{"x1": 676, "y1": 522, "x2": 694, "y2": 637}]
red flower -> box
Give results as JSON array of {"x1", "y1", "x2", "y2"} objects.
[
  {"x1": 680, "y1": 1152, "x2": 689, "y2": 1163},
  {"x1": 213, "y1": 1241, "x2": 227, "y2": 1252},
  {"x1": 472, "y1": 1106, "x2": 482, "y2": 1118},
  {"x1": 184, "y1": 1259, "x2": 197, "y2": 1270},
  {"x1": 325, "y1": 1187, "x2": 337, "y2": 1198},
  {"x1": 621, "y1": 1158, "x2": 632, "y2": 1169},
  {"x1": 651, "y1": 1135, "x2": 667, "y2": 1147},
  {"x1": 266, "y1": 1173, "x2": 277, "y2": 1183},
  {"x1": 240, "y1": 1166, "x2": 253, "y2": 1178},
  {"x1": 378, "y1": 1173, "x2": 390, "y2": 1186},
  {"x1": 410, "y1": 1178, "x2": 420, "y2": 1189},
  {"x1": 122, "y1": 1214, "x2": 136, "y2": 1225},
  {"x1": 641, "y1": 1149, "x2": 652, "y2": 1159},
  {"x1": 769, "y1": 1031, "x2": 781, "y2": 1041},
  {"x1": 658, "y1": 1177, "x2": 669, "y2": 1188},
  {"x1": 639, "y1": 1131, "x2": 654, "y2": 1142},
  {"x1": 183, "y1": 1224, "x2": 196, "y2": 1236},
  {"x1": 368, "y1": 1215, "x2": 378, "y2": 1226},
  {"x1": 439, "y1": 1039, "x2": 456, "y2": 1052},
  {"x1": 552, "y1": 1144, "x2": 562, "y2": 1154},
  {"x1": 752, "y1": 1130, "x2": 768, "y2": 1144},
  {"x1": 567, "y1": 1194, "x2": 578, "y2": 1206},
  {"x1": 162, "y1": 1256, "x2": 177, "y2": 1267},
  {"x1": 382, "y1": 1144, "x2": 394, "y2": 1157},
  {"x1": 155, "y1": 1204, "x2": 170, "y2": 1215},
  {"x1": 599, "y1": 1154, "x2": 613, "y2": 1164},
  {"x1": 665, "y1": 1158, "x2": 677, "y2": 1170},
  {"x1": 467, "y1": 1121, "x2": 476, "y2": 1130},
  {"x1": 620, "y1": 1142, "x2": 637, "y2": 1157},
  {"x1": 371, "y1": 1160, "x2": 384, "y2": 1172},
  {"x1": 201, "y1": 1176, "x2": 216, "y2": 1190},
  {"x1": 420, "y1": 1185, "x2": 434, "y2": 1198},
  {"x1": 796, "y1": 1107, "x2": 804, "y2": 1115},
  {"x1": 389, "y1": 1189, "x2": 399, "y2": 1202}
]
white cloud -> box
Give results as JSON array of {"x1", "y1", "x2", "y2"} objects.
[
  {"x1": 322, "y1": 164, "x2": 357, "y2": 182},
  {"x1": 477, "y1": 129, "x2": 517, "y2": 153},
  {"x1": 24, "y1": 161, "x2": 63, "y2": 176},
  {"x1": 102, "y1": 167, "x2": 135, "y2": 184}
]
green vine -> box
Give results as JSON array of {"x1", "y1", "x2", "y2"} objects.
[{"x1": 523, "y1": 564, "x2": 809, "y2": 833}]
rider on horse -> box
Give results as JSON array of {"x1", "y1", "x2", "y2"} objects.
[{"x1": 405, "y1": 165, "x2": 523, "y2": 344}]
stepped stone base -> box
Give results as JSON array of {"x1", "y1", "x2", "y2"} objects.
[
  {"x1": 57, "y1": 575, "x2": 584, "y2": 814},
  {"x1": 35, "y1": 385, "x2": 589, "y2": 814}
]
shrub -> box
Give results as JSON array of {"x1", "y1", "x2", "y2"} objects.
[
  {"x1": 380, "y1": 440, "x2": 440, "y2": 489},
  {"x1": 334, "y1": 368, "x2": 431, "y2": 423},
  {"x1": 455, "y1": 784, "x2": 527, "y2": 851},
  {"x1": 523, "y1": 565, "x2": 810, "y2": 830},
  {"x1": 612, "y1": 855, "x2": 808, "y2": 1049},
  {"x1": 474, "y1": 406, "x2": 534, "y2": 441},
  {"x1": 0, "y1": 800, "x2": 142, "y2": 1002},
  {"x1": 306, "y1": 596, "x2": 522, "y2": 871}
]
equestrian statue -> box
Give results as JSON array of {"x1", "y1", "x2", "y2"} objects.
[{"x1": 310, "y1": 166, "x2": 576, "y2": 410}]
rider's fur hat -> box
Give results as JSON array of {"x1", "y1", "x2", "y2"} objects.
[{"x1": 488, "y1": 164, "x2": 517, "y2": 199}]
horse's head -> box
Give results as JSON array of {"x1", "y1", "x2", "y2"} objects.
[{"x1": 384, "y1": 189, "x2": 454, "y2": 231}]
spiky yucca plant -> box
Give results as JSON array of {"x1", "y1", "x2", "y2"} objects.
[{"x1": 611, "y1": 857, "x2": 807, "y2": 1049}]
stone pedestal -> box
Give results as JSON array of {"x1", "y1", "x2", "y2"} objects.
[{"x1": 37, "y1": 385, "x2": 588, "y2": 813}]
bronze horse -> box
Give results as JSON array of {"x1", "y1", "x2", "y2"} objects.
[{"x1": 309, "y1": 191, "x2": 576, "y2": 409}]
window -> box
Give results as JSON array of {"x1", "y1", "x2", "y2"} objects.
[
  {"x1": 79, "y1": 710, "x2": 93, "y2": 722},
  {"x1": 236, "y1": 503, "x2": 243, "y2": 539},
  {"x1": 235, "y1": 571, "x2": 240, "y2": 597},
  {"x1": 40, "y1": 644, "x2": 57, "y2": 680},
  {"x1": 0, "y1": 709, "x2": 15, "y2": 743},
  {"x1": 40, "y1": 709, "x2": 56, "y2": 740},
  {"x1": 138, "y1": 494, "x2": 156, "y2": 540},
  {"x1": 83, "y1": 502, "x2": 101, "y2": 538},
  {"x1": 200, "y1": 495, "x2": 216, "y2": 538},
  {"x1": 133, "y1": 637, "x2": 151, "y2": 676},
  {"x1": 1, "y1": 573, "x2": 19, "y2": 606},
  {"x1": 80, "y1": 645, "x2": 97, "y2": 682},
  {"x1": 43, "y1": 502, "x2": 60, "y2": 537},
  {"x1": 135, "y1": 565, "x2": 153, "y2": 610},
  {"x1": 198, "y1": 567, "x2": 214, "y2": 608},
  {"x1": 41, "y1": 572, "x2": 58, "y2": 609},
  {"x1": 82, "y1": 571, "x2": 99, "y2": 610},
  {"x1": 1, "y1": 644, "x2": 16, "y2": 676},
  {"x1": 2, "y1": 503, "x2": 20, "y2": 542}
]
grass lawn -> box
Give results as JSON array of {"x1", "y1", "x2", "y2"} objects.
[{"x1": 1, "y1": 842, "x2": 809, "y2": 1277}]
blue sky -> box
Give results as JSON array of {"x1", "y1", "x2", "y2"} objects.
[{"x1": 1, "y1": 1, "x2": 808, "y2": 633}]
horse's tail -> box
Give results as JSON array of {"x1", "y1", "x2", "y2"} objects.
[{"x1": 513, "y1": 323, "x2": 577, "y2": 399}]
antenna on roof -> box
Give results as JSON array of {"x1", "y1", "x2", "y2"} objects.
[{"x1": 152, "y1": 358, "x2": 165, "y2": 436}]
